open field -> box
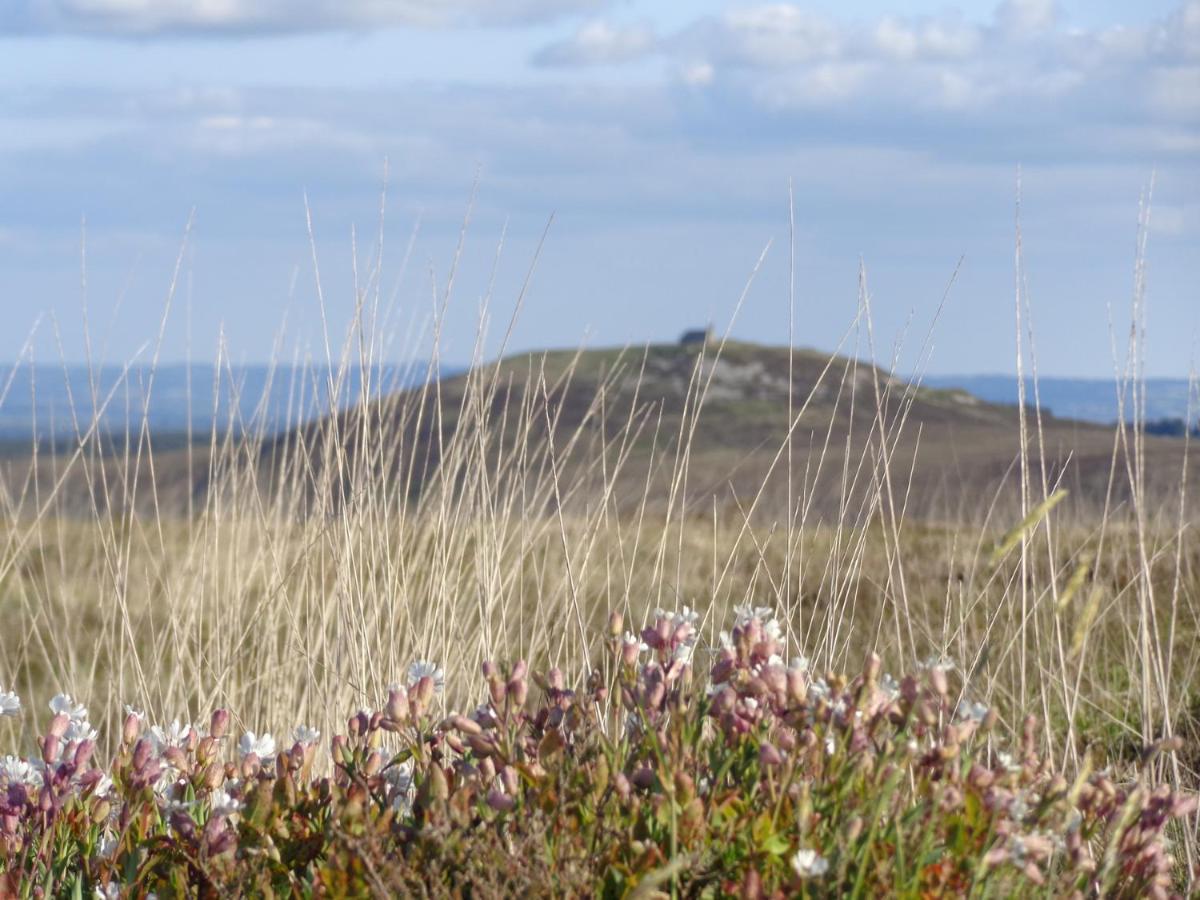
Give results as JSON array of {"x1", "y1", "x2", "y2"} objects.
[{"x1": 0, "y1": 327, "x2": 1198, "y2": 893}]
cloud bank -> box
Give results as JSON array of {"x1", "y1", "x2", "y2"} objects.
[{"x1": 0, "y1": 0, "x2": 607, "y2": 34}]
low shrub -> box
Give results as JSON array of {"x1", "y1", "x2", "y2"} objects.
[{"x1": 0, "y1": 608, "x2": 1194, "y2": 897}]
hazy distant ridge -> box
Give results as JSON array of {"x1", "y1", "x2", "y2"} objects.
[
  {"x1": 0, "y1": 363, "x2": 1193, "y2": 440},
  {"x1": 922, "y1": 375, "x2": 1196, "y2": 425},
  {"x1": 0, "y1": 363, "x2": 456, "y2": 439}
]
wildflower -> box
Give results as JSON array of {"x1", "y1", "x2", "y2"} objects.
[
  {"x1": 825, "y1": 736, "x2": 836, "y2": 756},
  {"x1": 808, "y1": 678, "x2": 830, "y2": 700},
  {"x1": 789, "y1": 656, "x2": 810, "y2": 673},
  {"x1": 658, "y1": 606, "x2": 700, "y2": 628},
  {"x1": 94, "y1": 884, "x2": 120, "y2": 900},
  {"x1": 96, "y1": 832, "x2": 118, "y2": 859},
  {"x1": 919, "y1": 654, "x2": 955, "y2": 673},
  {"x1": 123, "y1": 705, "x2": 145, "y2": 721},
  {"x1": 49, "y1": 693, "x2": 88, "y2": 723},
  {"x1": 733, "y1": 605, "x2": 775, "y2": 628},
  {"x1": 0, "y1": 688, "x2": 20, "y2": 718},
  {"x1": 384, "y1": 760, "x2": 415, "y2": 815},
  {"x1": 791, "y1": 848, "x2": 830, "y2": 879},
  {"x1": 672, "y1": 641, "x2": 695, "y2": 664},
  {"x1": 292, "y1": 725, "x2": 321, "y2": 746},
  {"x1": 996, "y1": 751, "x2": 1021, "y2": 773},
  {"x1": 237, "y1": 731, "x2": 276, "y2": 760},
  {"x1": 956, "y1": 699, "x2": 989, "y2": 723},
  {"x1": 878, "y1": 673, "x2": 900, "y2": 701},
  {"x1": 622, "y1": 632, "x2": 649, "y2": 653},
  {"x1": 91, "y1": 774, "x2": 114, "y2": 798},
  {"x1": 209, "y1": 789, "x2": 242, "y2": 816},
  {"x1": 406, "y1": 660, "x2": 445, "y2": 693},
  {"x1": 149, "y1": 720, "x2": 193, "y2": 753},
  {"x1": 0, "y1": 755, "x2": 42, "y2": 788},
  {"x1": 65, "y1": 718, "x2": 98, "y2": 744}
]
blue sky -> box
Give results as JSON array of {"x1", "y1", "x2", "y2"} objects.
[{"x1": 0, "y1": 0, "x2": 1196, "y2": 375}]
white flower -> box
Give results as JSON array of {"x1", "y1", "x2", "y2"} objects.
[
  {"x1": 65, "y1": 719, "x2": 98, "y2": 744},
  {"x1": 237, "y1": 731, "x2": 276, "y2": 760},
  {"x1": 791, "y1": 848, "x2": 830, "y2": 878},
  {"x1": 656, "y1": 606, "x2": 700, "y2": 629},
  {"x1": 94, "y1": 884, "x2": 120, "y2": 900},
  {"x1": 920, "y1": 654, "x2": 955, "y2": 673},
  {"x1": 718, "y1": 631, "x2": 733, "y2": 649},
  {"x1": 91, "y1": 774, "x2": 114, "y2": 798},
  {"x1": 878, "y1": 674, "x2": 900, "y2": 701},
  {"x1": 0, "y1": 688, "x2": 20, "y2": 718},
  {"x1": 154, "y1": 770, "x2": 182, "y2": 801},
  {"x1": 996, "y1": 751, "x2": 1021, "y2": 773},
  {"x1": 124, "y1": 705, "x2": 145, "y2": 721},
  {"x1": 406, "y1": 661, "x2": 445, "y2": 693},
  {"x1": 96, "y1": 831, "x2": 118, "y2": 859},
  {"x1": 385, "y1": 760, "x2": 415, "y2": 815},
  {"x1": 292, "y1": 725, "x2": 321, "y2": 746},
  {"x1": 956, "y1": 699, "x2": 989, "y2": 723},
  {"x1": 622, "y1": 632, "x2": 649, "y2": 653},
  {"x1": 808, "y1": 678, "x2": 830, "y2": 700},
  {"x1": 0, "y1": 755, "x2": 43, "y2": 788},
  {"x1": 672, "y1": 641, "x2": 695, "y2": 664},
  {"x1": 733, "y1": 605, "x2": 776, "y2": 628},
  {"x1": 209, "y1": 789, "x2": 242, "y2": 816},
  {"x1": 789, "y1": 656, "x2": 810, "y2": 673},
  {"x1": 149, "y1": 720, "x2": 193, "y2": 753},
  {"x1": 825, "y1": 736, "x2": 836, "y2": 756},
  {"x1": 49, "y1": 693, "x2": 88, "y2": 723}
]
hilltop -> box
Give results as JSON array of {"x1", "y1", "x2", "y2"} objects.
[{"x1": 266, "y1": 340, "x2": 1197, "y2": 523}]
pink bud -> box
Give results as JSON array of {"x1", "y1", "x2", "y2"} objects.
[
  {"x1": 511, "y1": 660, "x2": 528, "y2": 682},
  {"x1": 132, "y1": 738, "x2": 153, "y2": 771},
  {"x1": 621, "y1": 641, "x2": 640, "y2": 667},
  {"x1": 489, "y1": 679, "x2": 507, "y2": 708},
  {"x1": 386, "y1": 688, "x2": 409, "y2": 723},
  {"x1": 122, "y1": 713, "x2": 140, "y2": 745},
  {"x1": 508, "y1": 677, "x2": 528, "y2": 708},
  {"x1": 41, "y1": 735, "x2": 59, "y2": 765},
  {"x1": 47, "y1": 713, "x2": 70, "y2": 740},
  {"x1": 759, "y1": 742, "x2": 784, "y2": 767},
  {"x1": 210, "y1": 709, "x2": 230, "y2": 740},
  {"x1": 72, "y1": 740, "x2": 95, "y2": 768},
  {"x1": 548, "y1": 668, "x2": 565, "y2": 691},
  {"x1": 448, "y1": 714, "x2": 483, "y2": 736},
  {"x1": 415, "y1": 676, "x2": 435, "y2": 707},
  {"x1": 486, "y1": 789, "x2": 515, "y2": 812},
  {"x1": 500, "y1": 765, "x2": 520, "y2": 796},
  {"x1": 608, "y1": 610, "x2": 623, "y2": 637}
]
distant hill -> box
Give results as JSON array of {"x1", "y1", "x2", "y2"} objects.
[
  {"x1": 4, "y1": 348, "x2": 1196, "y2": 523},
  {"x1": 0, "y1": 362, "x2": 457, "y2": 442},
  {"x1": 921, "y1": 375, "x2": 1196, "y2": 425},
  {"x1": 268, "y1": 341, "x2": 1200, "y2": 522}
]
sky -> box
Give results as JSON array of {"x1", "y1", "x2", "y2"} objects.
[{"x1": 0, "y1": 0, "x2": 1196, "y2": 376}]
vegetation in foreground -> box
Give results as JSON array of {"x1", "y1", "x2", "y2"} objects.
[{"x1": 0, "y1": 608, "x2": 1194, "y2": 897}]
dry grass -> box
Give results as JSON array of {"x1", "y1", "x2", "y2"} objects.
[{"x1": 0, "y1": 208, "x2": 1196, "y2": 885}]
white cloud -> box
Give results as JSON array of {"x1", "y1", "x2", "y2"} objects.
[
  {"x1": 714, "y1": 5, "x2": 843, "y2": 68},
  {"x1": 533, "y1": 20, "x2": 656, "y2": 67},
  {"x1": 1, "y1": 0, "x2": 606, "y2": 34},
  {"x1": 872, "y1": 16, "x2": 980, "y2": 61},
  {"x1": 993, "y1": 0, "x2": 1058, "y2": 39}
]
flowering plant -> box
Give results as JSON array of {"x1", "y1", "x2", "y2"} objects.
[{"x1": 0, "y1": 608, "x2": 1193, "y2": 896}]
